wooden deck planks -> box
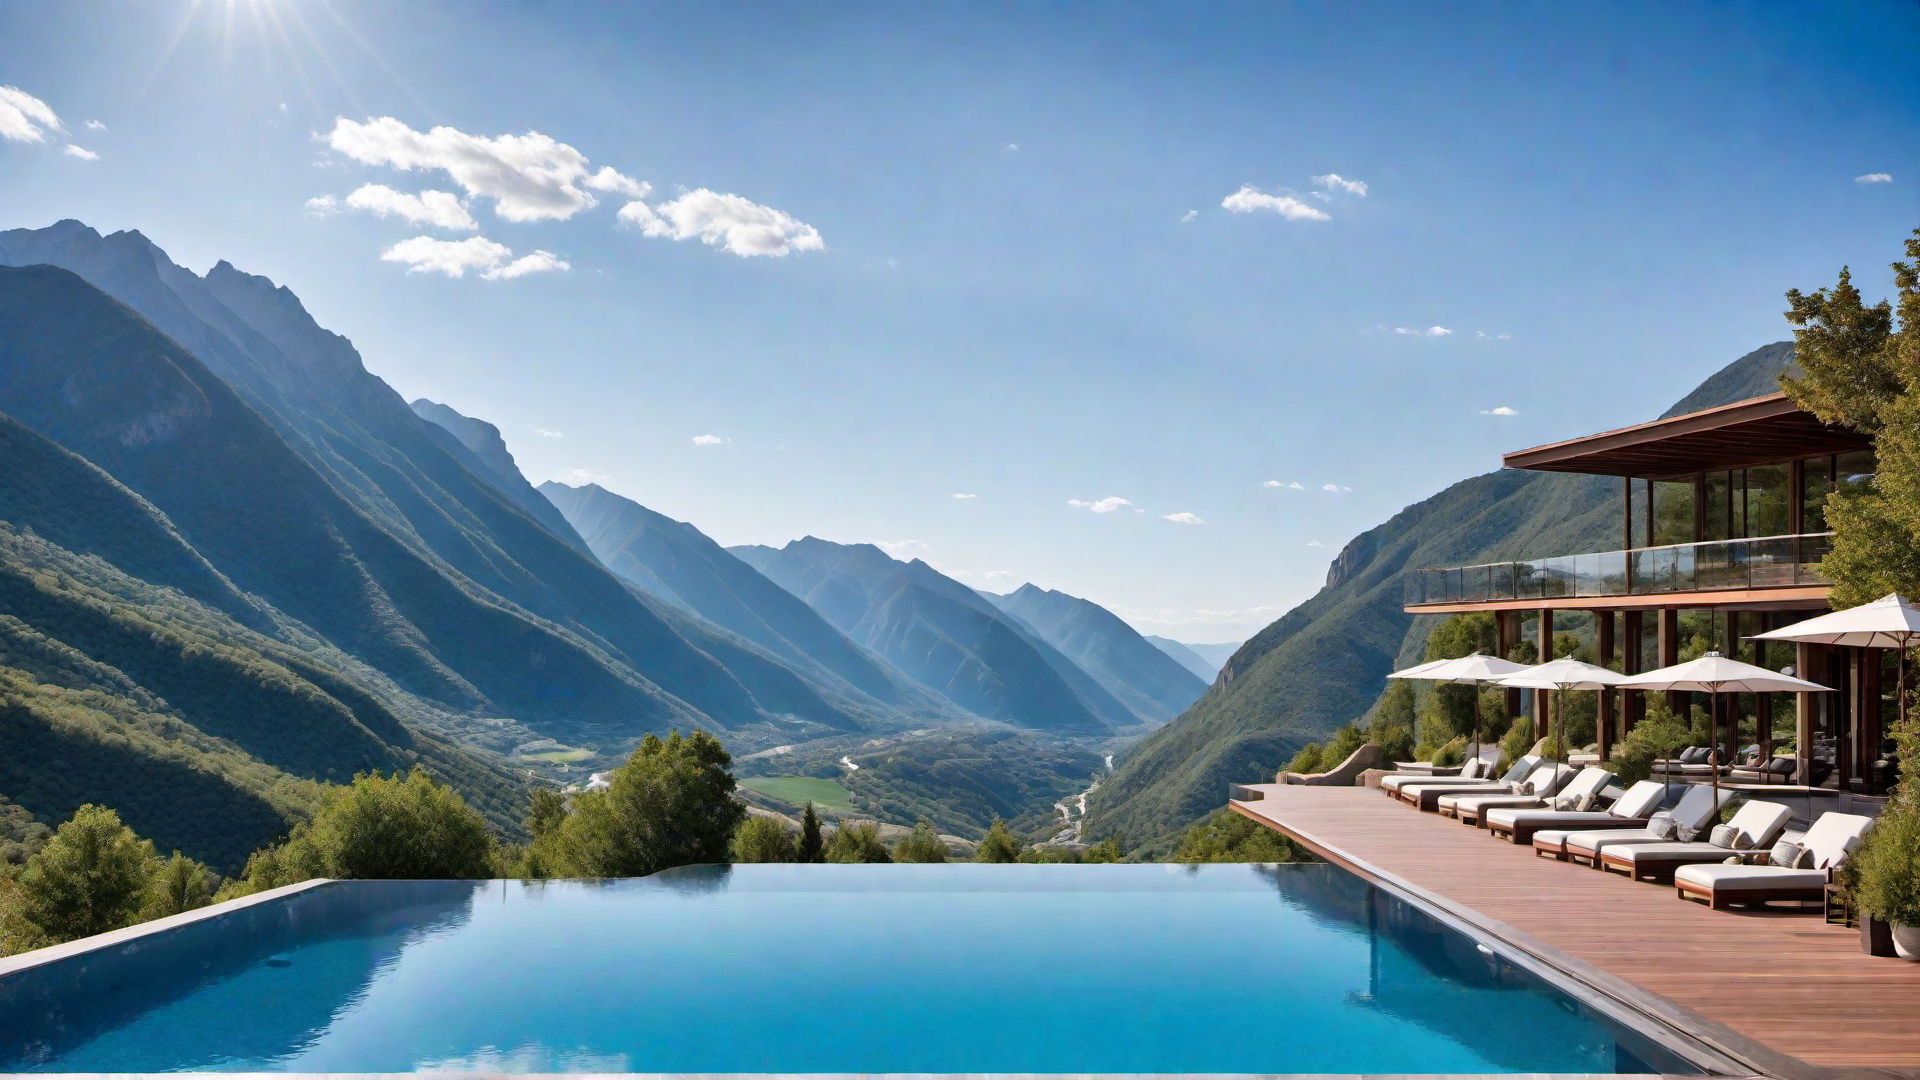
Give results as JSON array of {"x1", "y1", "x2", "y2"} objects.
[{"x1": 1231, "y1": 784, "x2": 1920, "y2": 1072}]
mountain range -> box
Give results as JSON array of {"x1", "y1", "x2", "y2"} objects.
[
  {"x1": 0, "y1": 220, "x2": 1203, "y2": 862},
  {"x1": 1080, "y1": 342, "x2": 1800, "y2": 855},
  {"x1": 1143, "y1": 636, "x2": 1239, "y2": 681}
]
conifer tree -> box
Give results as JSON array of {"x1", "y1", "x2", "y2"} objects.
[{"x1": 797, "y1": 802, "x2": 825, "y2": 863}]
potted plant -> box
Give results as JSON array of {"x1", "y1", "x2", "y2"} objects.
[{"x1": 1853, "y1": 795, "x2": 1920, "y2": 960}]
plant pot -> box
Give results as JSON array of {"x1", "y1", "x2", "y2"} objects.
[{"x1": 1893, "y1": 923, "x2": 1920, "y2": 961}]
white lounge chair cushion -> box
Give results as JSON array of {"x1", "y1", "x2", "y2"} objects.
[
  {"x1": 1610, "y1": 781, "x2": 1666, "y2": 820},
  {"x1": 1645, "y1": 813, "x2": 1679, "y2": 840},
  {"x1": 1673, "y1": 863, "x2": 1827, "y2": 893},
  {"x1": 1796, "y1": 812, "x2": 1874, "y2": 869},
  {"x1": 1444, "y1": 793, "x2": 1546, "y2": 815},
  {"x1": 1612, "y1": 801, "x2": 1793, "y2": 865},
  {"x1": 1488, "y1": 809, "x2": 1626, "y2": 831}
]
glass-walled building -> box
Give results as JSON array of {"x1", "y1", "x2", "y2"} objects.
[{"x1": 1403, "y1": 391, "x2": 1889, "y2": 796}]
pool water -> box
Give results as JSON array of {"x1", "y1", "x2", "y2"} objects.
[{"x1": 0, "y1": 863, "x2": 1692, "y2": 1073}]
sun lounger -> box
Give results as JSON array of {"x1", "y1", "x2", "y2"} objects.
[
  {"x1": 1727, "y1": 756, "x2": 1796, "y2": 785},
  {"x1": 1390, "y1": 755, "x2": 1540, "y2": 810},
  {"x1": 1653, "y1": 746, "x2": 1708, "y2": 777},
  {"x1": 1539, "y1": 783, "x2": 1728, "y2": 865},
  {"x1": 1599, "y1": 799, "x2": 1794, "y2": 881},
  {"x1": 1673, "y1": 812, "x2": 1874, "y2": 910},
  {"x1": 1486, "y1": 779, "x2": 1663, "y2": 844},
  {"x1": 1450, "y1": 764, "x2": 1600, "y2": 827},
  {"x1": 1381, "y1": 756, "x2": 1491, "y2": 795},
  {"x1": 1437, "y1": 763, "x2": 1575, "y2": 824}
]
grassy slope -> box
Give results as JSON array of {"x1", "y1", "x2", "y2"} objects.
[
  {"x1": 1084, "y1": 343, "x2": 1798, "y2": 856},
  {"x1": 737, "y1": 776, "x2": 857, "y2": 812}
]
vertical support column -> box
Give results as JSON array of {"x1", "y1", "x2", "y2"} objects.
[
  {"x1": 1497, "y1": 611, "x2": 1521, "y2": 720},
  {"x1": 1535, "y1": 608, "x2": 1554, "y2": 740},
  {"x1": 1841, "y1": 648, "x2": 1858, "y2": 791},
  {"x1": 1724, "y1": 611, "x2": 1742, "y2": 766},
  {"x1": 1595, "y1": 609, "x2": 1615, "y2": 762},
  {"x1": 1795, "y1": 641, "x2": 1815, "y2": 786},
  {"x1": 1658, "y1": 607, "x2": 1681, "y2": 715},
  {"x1": 1754, "y1": 624, "x2": 1773, "y2": 760},
  {"x1": 1622, "y1": 609, "x2": 1645, "y2": 732},
  {"x1": 1863, "y1": 648, "x2": 1884, "y2": 793}
]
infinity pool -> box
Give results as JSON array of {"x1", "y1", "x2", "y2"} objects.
[{"x1": 0, "y1": 863, "x2": 1694, "y2": 1073}]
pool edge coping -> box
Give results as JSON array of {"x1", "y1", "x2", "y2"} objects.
[
  {"x1": 0, "y1": 879, "x2": 336, "y2": 981},
  {"x1": 1229, "y1": 799, "x2": 1819, "y2": 1080}
]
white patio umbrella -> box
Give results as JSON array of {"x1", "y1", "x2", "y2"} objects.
[
  {"x1": 1617, "y1": 652, "x2": 1832, "y2": 800},
  {"x1": 1754, "y1": 593, "x2": 1920, "y2": 736},
  {"x1": 1495, "y1": 658, "x2": 1629, "y2": 766},
  {"x1": 1389, "y1": 653, "x2": 1531, "y2": 761}
]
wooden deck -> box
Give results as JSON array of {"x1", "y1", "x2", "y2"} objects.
[{"x1": 1231, "y1": 784, "x2": 1920, "y2": 1077}]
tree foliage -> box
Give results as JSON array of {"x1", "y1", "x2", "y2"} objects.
[
  {"x1": 532, "y1": 731, "x2": 745, "y2": 877},
  {"x1": 797, "y1": 803, "x2": 825, "y2": 863},
  {"x1": 1173, "y1": 809, "x2": 1308, "y2": 863},
  {"x1": 974, "y1": 818, "x2": 1025, "y2": 863},
  {"x1": 731, "y1": 815, "x2": 797, "y2": 863},
  {"x1": 232, "y1": 767, "x2": 495, "y2": 893},
  {"x1": 825, "y1": 820, "x2": 893, "y2": 863},
  {"x1": 10, "y1": 804, "x2": 159, "y2": 944},
  {"x1": 890, "y1": 819, "x2": 948, "y2": 863}
]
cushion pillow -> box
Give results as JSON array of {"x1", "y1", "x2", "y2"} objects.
[
  {"x1": 1647, "y1": 813, "x2": 1679, "y2": 840},
  {"x1": 1551, "y1": 792, "x2": 1578, "y2": 811},
  {"x1": 1709, "y1": 823, "x2": 1740, "y2": 849},
  {"x1": 1769, "y1": 840, "x2": 1805, "y2": 869},
  {"x1": 1574, "y1": 791, "x2": 1599, "y2": 812}
]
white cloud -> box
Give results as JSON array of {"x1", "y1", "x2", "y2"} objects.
[
  {"x1": 1312, "y1": 173, "x2": 1368, "y2": 196},
  {"x1": 1322, "y1": 484, "x2": 1352, "y2": 493},
  {"x1": 0, "y1": 86, "x2": 61, "y2": 142},
  {"x1": 484, "y1": 250, "x2": 569, "y2": 280},
  {"x1": 1856, "y1": 173, "x2": 1893, "y2": 184},
  {"x1": 1003, "y1": 143, "x2": 1019, "y2": 153},
  {"x1": 1179, "y1": 209, "x2": 1198, "y2": 224},
  {"x1": 1264, "y1": 480, "x2": 1306, "y2": 491},
  {"x1": 877, "y1": 539, "x2": 931, "y2": 561},
  {"x1": 1162, "y1": 512, "x2": 1206, "y2": 525},
  {"x1": 1379, "y1": 324, "x2": 1455, "y2": 338},
  {"x1": 1474, "y1": 330, "x2": 1513, "y2": 340},
  {"x1": 62, "y1": 144, "x2": 98, "y2": 161},
  {"x1": 376, "y1": 235, "x2": 566, "y2": 280},
  {"x1": 691, "y1": 434, "x2": 728, "y2": 446},
  {"x1": 304, "y1": 195, "x2": 340, "y2": 216},
  {"x1": 324, "y1": 116, "x2": 648, "y2": 222},
  {"x1": 1068, "y1": 496, "x2": 1137, "y2": 514},
  {"x1": 1481, "y1": 406, "x2": 1519, "y2": 416},
  {"x1": 952, "y1": 493, "x2": 979, "y2": 500},
  {"x1": 84, "y1": 119, "x2": 105, "y2": 131},
  {"x1": 983, "y1": 570, "x2": 1016, "y2": 580},
  {"x1": 618, "y1": 189, "x2": 823, "y2": 257},
  {"x1": 380, "y1": 236, "x2": 511, "y2": 277},
  {"x1": 1220, "y1": 185, "x2": 1330, "y2": 221},
  {"x1": 556, "y1": 467, "x2": 610, "y2": 485},
  {"x1": 1426, "y1": 326, "x2": 1452, "y2": 337},
  {"x1": 345, "y1": 184, "x2": 478, "y2": 230},
  {"x1": 531, "y1": 427, "x2": 563, "y2": 438},
  {"x1": 1307, "y1": 539, "x2": 1326, "y2": 548}
]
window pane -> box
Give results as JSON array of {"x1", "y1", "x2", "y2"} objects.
[
  {"x1": 1802, "y1": 456, "x2": 1834, "y2": 533},
  {"x1": 1652, "y1": 478, "x2": 1696, "y2": 546},
  {"x1": 1746, "y1": 463, "x2": 1790, "y2": 537},
  {"x1": 1627, "y1": 478, "x2": 1650, "y2": 548},
  {"x1": 1703, "y1": 471, "x2": 1730, "y2": 541},
  {"x1": 1837, "y1": 449, "x2": 1877, "y2": 497}
]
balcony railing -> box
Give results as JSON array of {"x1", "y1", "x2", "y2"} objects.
[{"x1": 1404, "y1": 532, "x2": 1834, "y2": 607}]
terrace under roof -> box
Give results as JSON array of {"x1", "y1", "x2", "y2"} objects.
[{"x1": 1503, "y1": 392, "x2": 1871, "y2": 478}]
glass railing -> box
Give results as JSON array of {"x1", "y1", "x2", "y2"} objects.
[{"x1": 1403, "y1": 533, "x2": 1833, "y2": 607}]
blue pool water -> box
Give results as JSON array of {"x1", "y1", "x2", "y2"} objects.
[{"x1": 0, "y1": 863, "x2": 1693, "y2": 1073}]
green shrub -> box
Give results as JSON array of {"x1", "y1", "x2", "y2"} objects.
[
  {"x1": 1429, "y1": 736, "x2": 1467, "y2": 767},
  {"x1": 730, "y1": 815, "x2": 797, "y2": 863},
  {"x1": 1325, "y1": 724, "x2": 1367, "y2": 765},
  {"x1": 825, "y1": 820, "x2": 892, "y2": 863},
  {"x1": 1372, "y1": 724, "x2": 1415, "y2": 764},
  {"x1": 1850, "y1": 795, "x2": 1920, "y2": 922},
  {"x1": 974, "y1": 819, "x2": 1025, "y2": 863},
  {"x1": 1283, "y1": 743, "x2": 1325, "y2": 776},
  {"x1": 3, "y1": 805, "x2": 214, "y2": 948},
  {"x1": 1080, "y1": 836, "x2": 1124, "y2": 863},
  {"x1": 145, "y1": 851, "x2": 216, "y2": 918},
  {"x1": 1500, "y1": 716, "x2": 1536, "y2": 769},
  {"x1": 534, "y1": 731, "x2": 744, "y2": 878},
  {"x1": 1174, "y1": 809, "x2": 1308, "y2": 863},
  {"x1": 1606, "y1": 700, "x2": 1692, "y2": 785},
  {"x1": 890, "y1": 819, "x2": 948, "y2": 863}
]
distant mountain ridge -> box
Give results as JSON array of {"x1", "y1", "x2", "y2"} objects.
[
  {"x1": 409, "y1": 398, "x2": 586, "y2": 549},
  {"x1": 1083, "y1": 343, "x2": 1799, "y2": 854},
  {"x1": 731, "y1": 538, "x2": 1147, "y2": 732},
  {"x1": 1144, "y1": 636, "x2": 1225, "y2": 681},
  {"x1": 981, "y1": 584, "x2": 1206, "y2": 722}
]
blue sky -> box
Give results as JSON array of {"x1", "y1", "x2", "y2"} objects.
[{"x1": 3, "y1": 2, "x2": 1917, "y2": 641}]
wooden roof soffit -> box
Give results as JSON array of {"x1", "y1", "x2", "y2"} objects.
[{"x1": 1502, "y1": 393, "x2": 1872, "y2": 478}]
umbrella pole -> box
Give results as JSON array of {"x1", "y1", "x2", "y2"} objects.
[
  {"x1": 1710, "y1": 689, "x2": 1720, "y2": 807},
  {"x1": 1471, "y1": 685, "x2": 1482, "y2": 763}
]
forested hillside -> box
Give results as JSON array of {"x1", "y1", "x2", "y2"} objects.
[
  {"x1": 1083, "y1": 343, "x2": 1799, "y2": 855},
  {"x1": 984, "y1": 584, "x2": 1206, "y2": 723}
]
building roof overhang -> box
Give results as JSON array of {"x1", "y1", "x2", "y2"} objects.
[{"x1": 1502, "y1": 393, "x2": 1872, "y2": 478}]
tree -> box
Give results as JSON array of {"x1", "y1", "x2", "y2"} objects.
[
  {"x1": 1173, "y1": 808, "x2": 1306, "y2": 863},
  {"x1": 1081, "y1": 835, "x2": 1125, "y2": 863},
  {"x1": 229, "y1": 767, "x2": 496, "y2": 893},
  {"x1": 826, "y1": 820, "x2": 893, "y2": 863},
  {"x1": 540, "y1": 731, "x2": 746, "y2": 877},
  {"x1": 731, "y1": 815, "x2": 797, "y2": 863},
  {"x1": 145, "y1": 851, "x2": 217, "y2": 918},
  {"x1": 891, "y1": 819, "x2": 948, "y2": 863},
  {"x1": 1422, "y1": 612, "x2": 1498, "y2": 741},
  {"x1": 12, "y1": 804, "x2": 160, "y2": 943},
  {"x1": 527, "y1": 787, "x2": 568, "y2": 840},
  {"x1": 797, "y1": 803, "x2": 825, "y2": 863},
  {"x1": 974, "y1": 818, "x2": 1024, "y2": 863}
]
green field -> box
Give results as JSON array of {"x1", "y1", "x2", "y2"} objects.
[
  {"x1": 738, "y1": 776, "x2": 856, "y2": 812},
  {"x1": 517, "y1": 748, "x2": 595, "y2": 763}
]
